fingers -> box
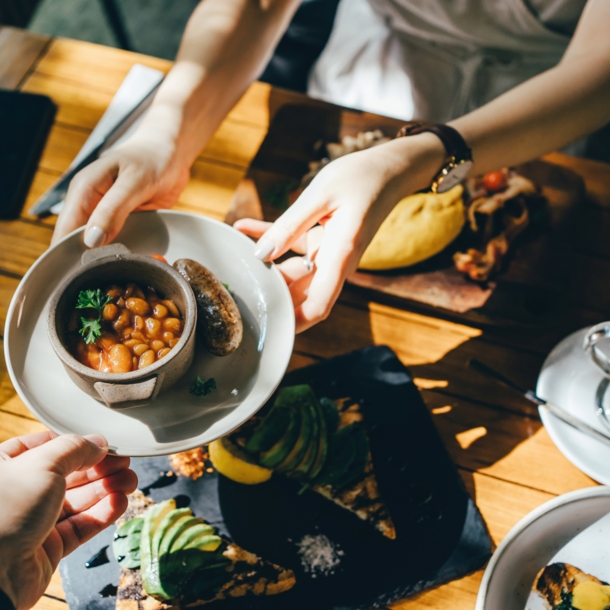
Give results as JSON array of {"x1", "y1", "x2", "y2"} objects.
[
  {"x1": 0, "y1": 430, "x2": 58, "y2": 460},
  {"x1": 17, "y1": 434, "x2": 108, "y2": 479},
  {"x1": 294, "y1": 216, "x2": 359, "y2": 333},
  {"x1": 83, "y1": 170, "x2": 152, "y2": 247},
  {"x1": 53, "y1": 492, "x2": 129, "y2": 559},
  {"x1": 249, "y1": 190, "x2": 330, "y2": 262},
  {"x1": 61, "y1": 468, "x2": 137, "y2": 520},
  {"x1": 65, "y1": 454, "x2": 131, "y2": 489},
  {"x1": 52, "y1": 158, "x2": 118, "y2": 245},
  {"x1": 235, "y1": 219, "x2": 311, "y2": 256}
]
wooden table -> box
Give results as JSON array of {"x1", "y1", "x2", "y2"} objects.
[{"x1": 2, "y1": 25, "x2": 610, "y2": 610}]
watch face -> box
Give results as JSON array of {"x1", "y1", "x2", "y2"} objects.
[{"x1": 436, "y1": 160, "x2": 473, "y2": 193}]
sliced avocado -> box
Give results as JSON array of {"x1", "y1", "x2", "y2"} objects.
[
  {"x1": 153, "y1": 508, "x2": 193, "y2": 560},
  {"x1": 170, "y1": 523, "x2": 216, "y2": 553},
  {"x1": 158, "y1": 514, "x2": 203, "y2": 560},
  {"x1": 245, "y1": 406, "x2": 291, "y2": 452},
  {"x1": 113, "y1": 517, "x2": 143, "y2": 569},
  {"x1": 184, "y1": 534, "x2": 223, "y2": 552},
  {"x1": 306, "y1": 396, "x2": 328, "y2": 481},
  {"x1": 287, "y1": 401, "x2": 320, "y2": 479},
  {"x1": 311, "y1": 427, "x2": 356, "y2": 487},
  {"x1": 331, "y1": 424, "x2": 370, "y2": 489},
  {"x1": 220, "y1": 436, "x2": 262, "y2": 466},
  {"x1": 319, "y1": 397, "x2": 340, "y2": 434},
  {"x1": 275, "y1": 405, "x2": 310, "y2": 473},
  {"x1": 259, "y1": 408, "x2": 300, "y2": 468},
  {"x1": 140, "y1": 500, "x2": 177, "y2": 598}
]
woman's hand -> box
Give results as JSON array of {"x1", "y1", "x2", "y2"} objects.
[
  {"x1": 235, "y1": 133, "x2": 445, "y2": 333},
  {"x1": 0, "y1": 431, "x2": 137, "y2": 609},
  {"x1": 52, "y1": 131, "x2": 190, "y2": 248}
]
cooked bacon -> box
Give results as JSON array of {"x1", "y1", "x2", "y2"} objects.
[{"x1": 455, "y1": 170, "x2": 537, "y2": 281}]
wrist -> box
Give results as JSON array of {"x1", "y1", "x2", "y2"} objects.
[{"x1": 383, "y1": 132, "x2": 448, "y2": 198}]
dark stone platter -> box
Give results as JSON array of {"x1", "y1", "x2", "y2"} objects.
[{"x1": 60, "y1": 345, "x2": 492, "y2": 610}]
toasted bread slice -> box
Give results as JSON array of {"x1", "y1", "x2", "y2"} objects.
[
  {"x1": 534, "y1": 562, "x2": 607, "y2": 608},
  {"x1": 115, "y1": 491, "x2": 295, "y2": 610},
  {"x1": 171, "y1": 397, "x2": 396, "y2": 540}
]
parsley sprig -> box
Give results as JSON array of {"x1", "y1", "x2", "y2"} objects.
[
  {"x1": 190, "y1": 376, "x2": 217, "y2": 397},
  {"x1": 76, "y1": 289, "x2": 111, "y2": 344}
]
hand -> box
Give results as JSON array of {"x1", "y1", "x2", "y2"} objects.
[
  {"x1": 52, "y1": 131, "x2": 189, "y2": 248},
  {"x1": 0, "y1": 431, "x2": 137, "y2": 609},
  {"x1": 234, "y1": 134, "x2": 445, "y2": 332}
]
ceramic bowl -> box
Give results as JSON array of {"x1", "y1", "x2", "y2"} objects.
[{"x1": 47, "y1": 243, "x2": 197, "y2": 409}]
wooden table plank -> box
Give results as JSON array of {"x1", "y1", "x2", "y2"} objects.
[{"x1": 0, "y1": 26, "x2": 50, "y2": 89}]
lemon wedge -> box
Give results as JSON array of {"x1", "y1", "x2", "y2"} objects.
[
  {"x1": 208, "y1": 438, "x2": 273, "y2": 485},
  {"x1": 359, "y1": 185, "x2": 464, "y2": 271}
]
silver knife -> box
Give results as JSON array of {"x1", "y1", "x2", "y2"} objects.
[{"x1": 29, "y1": 78, "x2": 163, "y2": 216}]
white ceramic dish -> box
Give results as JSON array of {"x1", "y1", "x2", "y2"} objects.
[
  {"x1": 537, "y1": 327, "x2": 610, "y2": 485},
  {"x1": 4, "y1": 211, "x2": 295, "y2": 456},
  {"x1": 475, "y1": 486, "x2": 610, "y2": 610}
]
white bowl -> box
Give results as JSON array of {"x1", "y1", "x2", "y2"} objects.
[
  {"x1": 4, "y1": 211, "x2": 295, "y2": 456},
  {"x1": 475, "y1": 486, "x2": 610, "y2": 610}
]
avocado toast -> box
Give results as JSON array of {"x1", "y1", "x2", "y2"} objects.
[
  {"x1": 115, "y1": 491, "x2": 295, "y2": 609},
  {"x1": 196, "y1": 385, "x2": 395, "y2": 539}
]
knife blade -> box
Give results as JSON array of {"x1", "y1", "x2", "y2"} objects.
[{"x1": 29, "y1": 78, "x2": 163, "y2": 216}]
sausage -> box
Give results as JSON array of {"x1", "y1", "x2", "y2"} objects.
[{"x1": 173, "y1": 259, "x2": 243, "y2": 356}]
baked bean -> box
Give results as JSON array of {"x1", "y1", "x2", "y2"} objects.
[
  {"x1": 158, "y1": 348, "x2": 171, "y2": 360},
  {"x1": 106, "y1": 286, "x2": 123, "y2": 299},
  {"x1": 102, "y1": 303, "x2": 118, "y2": 321},
  {"x1": 162, "y1": 300, "x2": 180, "y2": 317},
  {"x1": 126, "y1": 298, "x2": 150, "y2": 316},
  {"x1": 139, "y1": 350, "x2": 155, "y2": 369},
  {"x1": 131, "y1": 331, "x2": 147, "y2": 343},
  {"x1": 151, "y1": 340, "x2": 165, "y2": 353},
  {"x1": 98, "y1": 332, "x2": 118, "y2": 352},
  {"x1": 109, "y1": 344, "x2": 132, "y2": 373},
  {"x1": 153, "y1": 304, "x2": 168, "y2": 319},
  {"x1": 113, "y1": 310, "x2": 131, "y2": 331},
  {"x1": 163, "y1": 318, "x2": 182, "y2": 333},
  {"x1": 70, "y1": 281, "x2": 184, "y2": 373},
  {"x1": 133, "y1": 343, "x2": 149, "y2": 357},
  {"x1": 145, "y1": 317, "x2": 162, "y2": 338}
]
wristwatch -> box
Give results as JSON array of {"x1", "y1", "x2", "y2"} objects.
[{"x1": 396, "y1": 121, "x2": 473, "y2": 193}]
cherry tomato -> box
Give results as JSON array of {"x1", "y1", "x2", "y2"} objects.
[
  {"x1": 482, "y1": 170, "x2": 507, "y2": 193},
  {"x1": 150, "y1": 254, "x2": 168, "y2": 264}
]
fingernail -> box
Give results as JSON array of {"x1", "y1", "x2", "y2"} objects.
[
  {"x1": 253, "y1": 237, "x2": 275, "y2": 261},
  {"x1": 84, "y1": 225, "x2": 107, "y2": 248},
  {"x1": 85, "y1": 434, "x2": 108, "y2": 449}
]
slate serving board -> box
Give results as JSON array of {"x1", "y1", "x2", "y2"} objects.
[{"x1": 60, "y1": 346, "x2": 492, "y2": 609}]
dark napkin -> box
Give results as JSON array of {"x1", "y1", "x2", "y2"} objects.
[{"x1": 60, "y1": 345, "x2": 492, "y2": 609}]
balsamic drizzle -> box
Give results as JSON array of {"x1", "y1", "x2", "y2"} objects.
[{"x1": 85, "y1": 545, "x2": 109, "y2": 568}]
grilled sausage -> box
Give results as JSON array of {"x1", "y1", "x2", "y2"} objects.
[{"x1": 173, "y1": 259, "x2": 243, "y2": 356}]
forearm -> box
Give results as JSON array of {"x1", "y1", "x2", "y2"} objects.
[
  {"x1": 134, "y1": 0, "x2": 300, "y2": 167},
  {"x1": 450, "y1": 0, "x2": 610, "y2": 174}
]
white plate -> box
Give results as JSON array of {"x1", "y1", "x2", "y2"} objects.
[
  {"x1": 476, "y1": 486, "x2": 610, "y2": 610},
  {"x1": 537, "y1": 327, "x2": 610, "y2": 485},
  {"x1": 4, "y1": 211, "x2": 295, "y2": 456}
]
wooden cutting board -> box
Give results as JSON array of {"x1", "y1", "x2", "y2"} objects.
[{"x1": 226, "y1": 100, "x2": 585, "y2": 325}]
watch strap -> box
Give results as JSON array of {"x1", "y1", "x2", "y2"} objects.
[{"x1": 396, "y1": 121, "x2": 472, "y2": 161}]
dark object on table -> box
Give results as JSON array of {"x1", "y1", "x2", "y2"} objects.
[
  {"x1": 0, "y1": 89, "x2": 55, "y2": 219},
  {"x1": 60, "y1": 346, "x2": 492, "y2": 610}
]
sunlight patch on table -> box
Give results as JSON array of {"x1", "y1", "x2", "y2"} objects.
[{"x1": 456, "y1": 426, "x2": 487, "y2": 449}]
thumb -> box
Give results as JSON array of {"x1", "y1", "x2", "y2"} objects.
[
  {"x1": 83, "y1": 170, "x2": 151, "y2": 248},
  {"x1": 251, "y1": 189, "x2": 329, "y2": 262},
  {"x1": 17, "y1": 434, "x2": 108, "y2": 478}
]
